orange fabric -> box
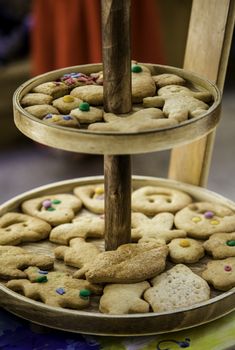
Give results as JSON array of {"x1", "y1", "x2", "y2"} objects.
[{"x1": 31, "y1": 0, "x2": 165, "y2": 76}]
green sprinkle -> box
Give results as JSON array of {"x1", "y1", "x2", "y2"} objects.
[
  {"x1": 36, "y1": 276, "x2": 48, "y2": 283},
  {"x1": 52, "y1": 199, "x2": 61, "y2": 205},
  {"x1": 47, "y1": 207, "x2": 56, "y2": 211},
  {"x1": 226, "y1": 240, "x2": 235, "y2": 247},
  {"x1": 79, "y1": 289, "x2": 91, "y2": 299},
  {"x1": 79, "y1": 102, "x2": 90, "y2": 111},
  {"x1": 132, "y1": 65, "x2": 142, "y2": 73}
]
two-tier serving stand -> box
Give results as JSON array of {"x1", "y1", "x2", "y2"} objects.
[{"x1": 0, "y1": 0, "x2": 235, "y2": 336}]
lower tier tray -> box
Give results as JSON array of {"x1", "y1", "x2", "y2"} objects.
[{"x1": 0, "y1": 176, "x2": 235, "y2": 336}]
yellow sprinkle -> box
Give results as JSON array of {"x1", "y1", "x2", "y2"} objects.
[
  {"x1": 210, "y1": 219, "x2": 220, "y2": 225},
  {"x1": 179, "y1": 239, "x2": 190, "y2": 247},
  {"x1": 192, "y1": 216, "x2": 201, "y2": 223},
  {"x1": 52, "y1": 116, "x2": 60, "y2": 122},
  {"x1": 63, "y1": 95, "x2": 74, "y2": 103},
  {"x1": 95, "y1": 187, "x2": 104, "y2": 195}
]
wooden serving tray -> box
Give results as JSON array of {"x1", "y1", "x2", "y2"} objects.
[
  {"x1": 13, "y1": 63, "x2": 221, "y2": 155},
  {"x1": 0, "y1": 175, "x2": 235, "y2": 336}
]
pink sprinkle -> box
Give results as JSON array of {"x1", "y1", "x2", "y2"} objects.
[
  {"x1": 204, "y1": 211, "x2": 214, "y2": 219},
  {"x1": 224, "y1": 265, "x2": 232, "y2": 272},
  {"x1": 42, "y1": 199, "x2": 52, "y2": 209}
]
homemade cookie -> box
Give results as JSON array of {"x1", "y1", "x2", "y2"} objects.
[
  {"x1": 0, "y1": 246, "x2": 54, "y2": 280},
  {"x1": 131, "y1": 63, "x2": 156, "y2": 103},
  {"x1": 21, "y1": 93, "x2": 53, "y2": 106},
  {"x1": 32, "y1": 82, "x2": 69, "y2": 98},
  {"x1": 203, "y1": 233, "x2": 235, "y2": 259},
  {"x1": 70, "y1": 103, "x2": 103, "y2": 123},
  {"x1": 99, "y1": 281, "x2": 150, "y2": 314},
  {"x1": 50, "y1": 215, "x2": 104, "y2": 244},
  {"x1": 144, "y1": 264, "x2": 210, "y2": 312},
  {"x1": 89, "y1": 108, "x2": 177, "y2": 132},
  {"x1": 52, "y1": 95, "x2": 82, "y2": 114},
  {"x1": 85, "y1": 242, "x2": 168, "y2": 284},
  {"x1": 70, "y1": 85, "x2": 103, "y2": 105},
  {"x1": 202, "y1": 257, "x2": 235, "y2": 291},
  {"x1": 7, "y1": 267, "x2": 102, "y2": 309},
  {"x1": 54, "y1": 237, "x2": 100, "y2": 278},
  {"x1": 143, "y1": 85, "x2": 212, "y2": 122},
  {"x1": 74, "y1": 184, "x2": 104, "y2": 214},
  {"x1": 168, "y1": 238, "x2": 205, "y2": 263},
  {"x1": 132, "y1": 186, "x2": 192, "y2": 215},
  {"x1": 131, "y1": 212, "x2": 186, "y2": 243},
  {"x1": 21, "y1": 194, "x2": 82, "y2": 226},
  {"x1": 174, "y1": 202, "x2": 235, "y2": 239},
  {"x1": 152, "y1": 73, "x2": 186, "y2": 88},
  {"x1": 0, "y1": 212, "x2": 51, "y2": 245},
  {"x1": 43, "y1": 114, "x2": 80, "y2": 128},
  {"x1": 60, "y1": 72, "x2": 97, "y2": 88},
  {"x1": 24, "y1": 104, "x2": 59, "y2": 119}
]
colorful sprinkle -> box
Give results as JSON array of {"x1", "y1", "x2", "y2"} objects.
[
  {"x1": 44, "y1": 114, "x2": 53, "y2": 119},
  {"x1": 36, "y1": 276, "x2": 48, "y2": 283},
  {"x1": 210, "y1": 219, "x2": 220, "y2": 225},
  {"x1": 47, "y1": 207, "x2": 56, "y2": 211},
  {"x1": 79, "y1": 289, "x2": 91, "y2": 299},
  {"x1": 192, "y1": 216, "x2": 202, "y2": 223},
  {"x1": 94, "y1": 187, "x2": 104, "y2": 195},
  {"x1": 224, "y1": 265, "x2": 232, "y2": 272},
  {"x1": 132, "y1": 65, "x2": 142, "y2": 73},
  {"x1": 39, "y1": 270, "x2": 48, "y2": 275},
  {"x1": 226, "y1": 240, "x2": 235, "y2": 247},
  {"x1": 52, "y1": 199, "x2": 61, "y2": 204},
  {"x1": 63, "y1": 95, "x2": 74, "y2": 103},
  {"x1": 204, "y1": 211, "x2": 214, "y2": 219},
  {"x1": 56, "y1": 288, "x2": 65, "y2": 295},
  {"x1": 42, "y1": 199, "x2": 52, "y2": 209},
  {"x1": 52, "y1": 116, "x2": 60, "y2": 122},
  {"x1": 179, "y1": 239, "x2": 190, "y2": 247},
  {"x1": 79, "y1": 102, "x2": 90, "y2": 111},
  {"x1": 63, "y1": 115, "x2": 72, "y2": 121}
]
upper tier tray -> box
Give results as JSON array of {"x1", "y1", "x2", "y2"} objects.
[{"x1": 13, "y1": 63, "x2": 221, "y2": 155}]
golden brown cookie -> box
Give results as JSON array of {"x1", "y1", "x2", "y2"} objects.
[
  {"x1": 168, "y1": 238, "x2": 204, "y2": 263},
  {"x1": 24, "y1": 104, "x2": 59, "y2": 119},
  {"x1": 70, "y1": 85, "x2": 103, "y2": 105},
  {"x1": 32, "y1": 81, "x2": 69, "y2": 98},
  {"x1": 52, "y1": 95, "x2": 82, "y2": 114},
  {"x1": 0, "y1": 212, "x2": 51, "y2": 245},
  {"x1": 70, "y1": 103, "x2": 103, "y2": 123},
  {"x1": 21, "y1": 93, "x2": 53, "y2": 106},
  {"x1": 73, "y1": 184, "x2": 104, "y2": 214},
  {"x1": 42, "y1": 114, "x2": 80, "y2": 128},
  {"x1": 203, "y1": 233, "x2": 235, "y2": 259},
  {"x1": 131, "y1": 63, "x2": 156, "y2": 103},
  {"x1": 202, "y1": 257, "x2": 235, "y2": 291}
]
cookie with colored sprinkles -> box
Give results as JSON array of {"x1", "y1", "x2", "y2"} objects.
[
  {"x1": 168, "y1": 238, "x2": 205, "y2": 263},
  {"x1": 43, "y1": 114, "x2": 80, "y2": 128},
  {"x1": 6, "y1": 267, "x2": 102, "y2": 309},
  {"x1": 73, "y1": 184, "x2": 105, "y2": 214},
  {"x1": 70, "y1": 103, "x2": 103, "y2": 124},
  {"x1": 203, "y1": 232, "x2": 235, "y2": 259},
  {"x1": 52, "y1": 95, "x2": 82, "y2": 114},
  {"x1": 202, "y1": 257, "x2": 235, "y2": 291}
]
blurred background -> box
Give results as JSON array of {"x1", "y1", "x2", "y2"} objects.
[{"x1": 0, "y1": 0, "x2": 234, "y2": 204}]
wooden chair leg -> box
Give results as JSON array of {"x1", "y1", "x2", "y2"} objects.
[{"x1": 168, "y1": 0, "x2": 235, "y2": 186}]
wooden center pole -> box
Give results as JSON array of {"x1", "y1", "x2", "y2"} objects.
[{"x1": 101, "y1": 0, "x2": 132, "y2": 251}]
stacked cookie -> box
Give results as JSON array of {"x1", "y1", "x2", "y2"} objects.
[
  {"x1": 20, "y1": 63, "x2": 213, "y2": 132},
  {"x1": 1, "y1": 184, "x2": 235, "y2": 314}
]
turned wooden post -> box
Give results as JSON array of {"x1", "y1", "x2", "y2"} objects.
[{"x1": 101, "y1": 0, "x2": 132, "y2": 250}]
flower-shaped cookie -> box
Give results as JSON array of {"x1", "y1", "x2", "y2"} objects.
[
  {"x1": 202, "y1": 257, "x2": 235, "y2": 291},
  {"x1": 131, "y1": 212, "x2": 186, "y2": 243},
  {"x1": 7, "y1": 267, "x2": 102, "y2": 309},
  {"x1": 174, "y1": 202, "x2": 235, "y2": 239},
  {"x1": 132, "y1": 186, "x2": 192, "y2": 215},
  {"x1": 21, "y1": 194, "x2": 82, "y2": 226},
  {"x1": 0, "y1": 212, "x2": 51, "y2": 245},
  {"x1": 203, "y1": 232, "x2": 235, "y2": 259},
  {"x1": 168, "y1": 238, "x2": 204, "y2": 263}
]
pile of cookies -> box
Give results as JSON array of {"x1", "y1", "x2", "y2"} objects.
[
  {"x1": 20, "y1": 63, "x2": 213, "y2": 132},
  {"x1": 1, "y1": 183, "x2": 235, "y2": 315}
]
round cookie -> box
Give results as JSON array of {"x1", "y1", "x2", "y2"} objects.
[
  {"x1": 70, "y1": 85, "x2": 103, "y2": 105},
  {"x1": 168, "y1": 238, "x2": 205, "y2": 263},
  {"x1": 70, "y1": 103, "x2": 103, "y2": 124},
  {"x1": 203, "y1": 232, "x2": 235, "y2": 259},
  {"x1": 52, "y1": 95, "x2": 82, "y2": 114},
  {"x1": 43, "y1": 114, "x2": 80, "y2": 128},
  {"x1": 174, "y1": 202, "x2": 235, "y2": 239},
  {"x1": 32, "y1": 81, "x2": 69, "y2": 98},
  {"x1": 24, "y1": 104, "x2": 59, "y2": 119},
  {"x1": 21, "y1": 93, "x2": 53, "y2": 106},
  {"x1": 131, "y1": 186, "x2": 192, "y2": 215}
]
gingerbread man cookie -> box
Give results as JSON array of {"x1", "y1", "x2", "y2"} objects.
[
  {"x1": 0, "y1": 246, "x2": 54, "y2": 280},
  {"x1": 7, "y1": 267, "x2": 102, "y2": 309},
  {"x1": 168, "y1": 238, "x2": 205, "y2": 263},
  {"x1": 0, "y1": 212, "x2": 51, "y2": 245},
  {"x1": 89, "y1": 108, "x2": 177, "y2": 132},
  {"x1": 99, "y1": 281, "x2": 150, "y2": 314},
  {"x1": 174, "y1": 202, "x2": 235, "y2": 239},
  {"x1": 132, "y1": 186, "x2": 192, "y2": 215},
  {"x1": 131, "y1": 212, "x2": 186, "y2": 243},
  {"x1": 74, "y1": 184, "x2": 104, "y2": 214},
  {"x1": 202, "y1": 257, "x2": 235, "y2": 291},
  {"x1": 21, "y1": 93, "x2": 53, "y2": 106},
  {"x1": 85, "y1": 242, "x2": 168, "y2": 284},
  {"x1": 203, "y1": 233, "x2": 235, "y2": 259},
  {"x1": 21, "y1": 194, "x2": 82, "y2": 226},
  {"x1": 49, "y1": 215, "x2": 104, "y2": 244},
  {"x1": 144, "y1": 264, "x2": 210, "y2": 312}
]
